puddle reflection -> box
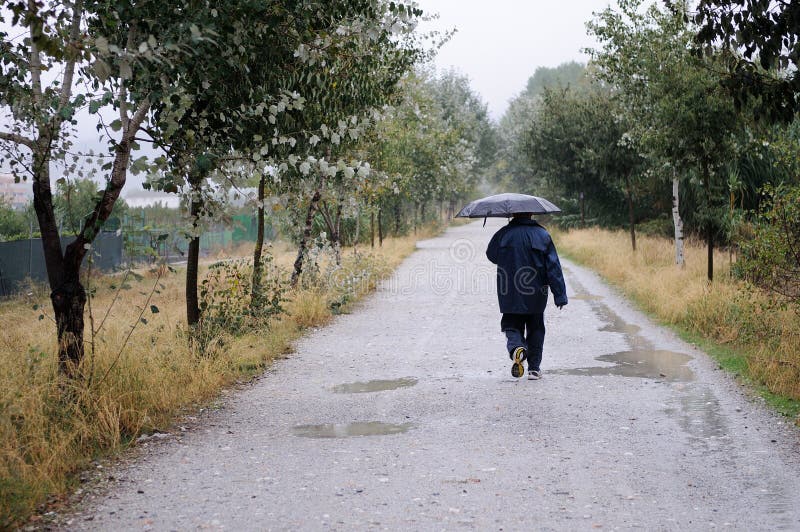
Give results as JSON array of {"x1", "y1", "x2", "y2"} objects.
[
  {"x1": 558, "y1": 350, "x2": 694, "y2": 381},
  {"x1": 332, "y1": 377, "x2": 418, "y2": 394},
  {"x1": 293, "y1": 422, "x2": 414, "y2": 438},
  {"x1": 565, "y1": 275, "x2": 728, "y2": 449}
]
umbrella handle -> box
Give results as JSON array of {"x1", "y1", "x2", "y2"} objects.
[{"x1": 483, "y1": 216, "x2": 487, "y2": 227}]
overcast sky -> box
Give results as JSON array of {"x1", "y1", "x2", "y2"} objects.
[{"x1": 418, "y1": 0, "x2": 610, "y2": 119}]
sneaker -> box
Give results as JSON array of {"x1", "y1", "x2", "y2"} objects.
[
  {"x1": 510, "y1": 347, "x2": 526, "y2": 378},
  {"x1": 509, "y1": 346, "x2": 527, "y2": 362},
  {"x1": 527, "y1": 370, "x2": 542, "y2": 380}
]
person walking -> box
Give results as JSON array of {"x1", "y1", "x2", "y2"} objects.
[{"x1": 486, "y1": 212, "x2": 567, "y2": 379}]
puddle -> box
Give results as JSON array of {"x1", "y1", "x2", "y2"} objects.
[
  {"x1": 593, "y1": 304, "x2": 643, "y2": 337},
  {"x1": 292, "y1": 422, "x2": 414, "y2": 438},
  {"x1": 674, "y1": 385, "x2": 726, "y2": 437},
  {"x1": 662, "y1": 384, "x2": 731, "y2": 455},
  {"x1": 599, "y1": 322, "x2": 641, "y2": 335},
  {"x1": 332, "y1": 377, "x2": 418, "y2": 394},
  {"x1": 558, "y1": 350, "x2": 694, "y2": 381},
  {"x1": 558, "y1": 281, "x2": 693, "y2": 381},
  {"x1": 566, "y1": 274, "x2": 730, "y2": 449}
]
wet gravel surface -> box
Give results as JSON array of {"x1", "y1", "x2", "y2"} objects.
[{"x1": 59, "y1": 220, "x2": 800, "y2": 531}]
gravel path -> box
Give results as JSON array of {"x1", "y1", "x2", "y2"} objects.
[{"x1": 63, "y1": 220, "x2": 800, "y2": 531}]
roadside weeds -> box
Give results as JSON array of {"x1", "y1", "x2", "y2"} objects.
[
  {"x1": 555, "y1": 227, "x2": 800, "y2": 424},
  {"x1": 0, "y1": 227, "x2": 438, "y2": 528}
]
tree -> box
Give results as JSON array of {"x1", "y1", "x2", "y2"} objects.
[
  {"x1": 0, "y1": 1, "x2": 156, "y2": 374},
  {"x1": 490, "y1": 62, "x2": 588, "y2": 199},
  {"x1": 54, "y1": 178, "x2": 128, "y2": 234},
  {"x1": 525, "y1": 62, "x2": 589, "y2": 97},
  {"x1": 694, "y1": 2, "x2": 800, "y2": 292},
  {"x1": 357, "y1": 68, "x2": 490, "y2": 239},
  {"x1": 428, "y1": 70, "x2": 496, "y2": 216},
  {"x1": 588, "y1": 0, "x2": 743, "y2": 279},
  {"x1": 0, "y1": 198, "x2": 28, "y2": 240},
  {"x1": 525, "y1": 86, "x2": 642, "y2": 245},
  {"x1": 490, "y1": 91, "x2": 539, "y2": 193},
  {"x1": 736, "y1": 184, "x2": 800, "y2": 307},
  {"x1": 0, "y1": 0, "x2": 307, "y2": 374},
  {"x1": 526, "y1": 88, "x2": 620, "y2": 224},
  {"x1": 694, "y1": 0, "x2": 800, "y2": 123},
  {"x1": 248, "y1": 2, "x2": 428, "y2": 287}
]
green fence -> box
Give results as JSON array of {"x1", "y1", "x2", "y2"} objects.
[
  {"x1": 0, "y1": 233, "x2": 123, "y2": 296},
  {"x1": 0, "y1": 214, "x2": 274, "y2": 295},
  {"x1": 122, "y1": 213, "x2": 273, "y2": 264}
]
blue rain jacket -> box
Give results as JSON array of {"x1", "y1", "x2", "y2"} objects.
[{"x1": 486, "y1": 219, "x2": 568, "y2": 314}]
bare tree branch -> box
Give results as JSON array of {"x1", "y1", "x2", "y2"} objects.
[
  {"x1": 0, "y1": 131, "x2": 37, "y2": 150},
  {"x1": 57, "y1": 0, "x2": 84, "y2": 112},
  {"x1": 125, "y1": 98, "x2": 151, "y2": 143}
]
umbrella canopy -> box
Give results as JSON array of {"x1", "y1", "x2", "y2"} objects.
[{"x1": 456, "y1": 193, "x2": 561, "y2": 218}]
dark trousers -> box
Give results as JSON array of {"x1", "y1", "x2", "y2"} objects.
[{"x1": 501, "y1": 313, "x2": 545, "y2": 371}]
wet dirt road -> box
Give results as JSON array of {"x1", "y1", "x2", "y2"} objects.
[{"x1": 66, "y1": 220, "x2": 800, "y2": 530}]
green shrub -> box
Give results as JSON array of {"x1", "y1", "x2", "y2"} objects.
[
  {"x1": 197, "y1": 252, "x2": 287, "y2": 350},
  {"x1": 735, "y1": 184, "x2": 800, "y2": 307}
]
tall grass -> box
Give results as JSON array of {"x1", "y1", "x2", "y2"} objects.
[
  {"x1": 556, "y1": 228, "x2": 800, "y2": 414},
  {"x1": 0, "y1": 230, "x2": 428, "y2": 527}
]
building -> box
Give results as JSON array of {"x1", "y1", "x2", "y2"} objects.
[{"x1": 0, "y1": 173, "x2": 32, "y2": 210}]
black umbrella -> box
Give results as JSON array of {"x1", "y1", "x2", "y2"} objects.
[{"x1": 456, "y1": 193, "x2": 561, "y2": 218}]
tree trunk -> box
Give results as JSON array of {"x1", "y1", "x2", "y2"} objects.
[
  {"x1": 707, "y1": 224, "x2": 714, "y2": 282},
  {"x1": 394, "y1": 202, "x2": 401, "y2": 235},
  {"x1": 370, "y1": 209, "x2": 375, "y2": 248},
  {"x1": 52, "y1": 280, "x2": 87, "y2": 376},
  {"x1": 10, "y1": 0, "x2": 101, "y2": 377},
  {"x1": 353, "y1": 205, "x2": 360, "y2": 252},
  {"x1": 334, "y1": 202, "x2": 342, "y2": 264},
  {"x1": 251, "y1": 173, "x2": 266, "y2": 312},
  {"x1": 702, "y1": 161, "x2": 713, "y2": 282},
  {"x1": 378, "y1": 204, "x2": 384, "y2": 247},
  {"x1": 32, "y1": 151, "x2": 64, "y2": 289},
  {"x1": 60, "y1": 101, "x2": 146, "y2": 365},
  {"x1": 291, "y1": 187, "x2": 322, "y2": 288},
  {"x1": 624, "y1": 173, "x2": 636, "y2": 252},
  {"x1": 34, "y1": 143, "x2": 89, "y2": 376},
  {"x1": 186, "y1": 184, "x2": 202, "y2": 326},
  {"x1": 319, "y1": 200, "x2": 342, "y2": 265},
  {"x1": 729, "y1": 188, "x2": 735, "y2": 274},
  {"x1": 38, "y1": 114, "x2": 141, "y2": 373},
  {"x1": 672, "y1": 176, "x2": 685, "y2": 268}
]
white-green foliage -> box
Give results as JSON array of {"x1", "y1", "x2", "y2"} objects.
[{"x1": 364, "y1": 69, "x2": 495, "y2": 216}]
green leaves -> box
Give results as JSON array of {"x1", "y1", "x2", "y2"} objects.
[
  {"x1": 735, "y1": 184, "x2": 800, "y2": 306},
  {"x1": 695, "y1": 0, "x2": 800, "y2": 123}
]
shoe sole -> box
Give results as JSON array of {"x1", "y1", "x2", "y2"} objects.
[{"x1": 511, "y1": 348, "x2": 525, "y2": 378}]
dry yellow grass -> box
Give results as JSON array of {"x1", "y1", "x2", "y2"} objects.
[
  {"x1": 0, "y1": 229, "x2": 428, "y2": 527},
  {"x1": 556, "y1": 227, "x2": 800, "y2": 405}
]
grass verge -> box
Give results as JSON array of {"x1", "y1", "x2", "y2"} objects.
[
  {"x1": 555, "y1": 227, "x2": 800, "y2": 422},
  {"x1": 0, "y1": 228, "x2": 436, "y2": 528}
]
